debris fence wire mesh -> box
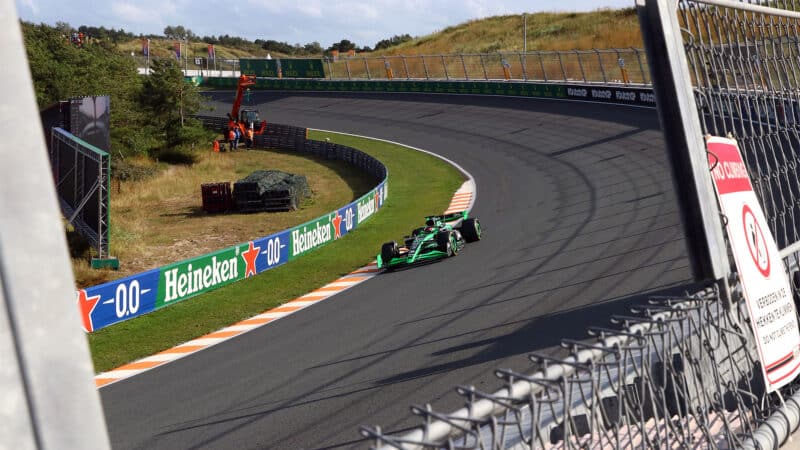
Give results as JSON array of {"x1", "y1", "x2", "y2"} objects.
[
  {"x1": 138, "y1": 49, "x2": 651, "y2": 85},
  {"x1": 324, "y1": 50, "x2": 649, "y2": 85},
  {"x1": 684, "y1": 0, "x2": 800, "y2": 253},
  {"x1": 361, "y1": 1, "x2": 800, "y2": 448}
]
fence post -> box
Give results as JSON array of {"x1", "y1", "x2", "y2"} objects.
[
  {"x1": 402, "y1": 55, "x2": 410, "y2": 79},
  {"x1": 460, "y1": 54, "x2": 469, "y2": 80},
  {"x1": 593, "y1": 48, "x2": 607, "y2": 83},
  {"x1": 479, "y1": 54, "x2": 488, "y2": 80},
  {"x1": 440, "y1": 54, "x2": 449, "y2": 80},
  {"x1": 557, "y1": 52, "x2": 567, "y2": 81},
  {"x1": 344, "y1": 58, "x2": 352, "y2": 80},
  {"x1": 518, "y1": 52, "x2": 527, "y2": 81},
  {"x1": 636, "y1": 0, "x2": 731, "y2": 288},
  {"x1": 326, "y1": 57, "x2": 333, "y2": 79},
  {"x1": 538, "y1": 52, "x2": 548, "y2": 82},
  {"x1": 575, "y1": 50, "x2": 587, "y2": 82},
  {"x1": 364, "y1": 56, "x2": 371, "y2": 80},
  {"x1": 634, "y1": 47, "x2": 648, "y2": 84},
  {"x1": 422, "y1": 55, "x2": 430, "y2": 80}
]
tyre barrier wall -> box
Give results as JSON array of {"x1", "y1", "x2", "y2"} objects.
[
  {"x1": 192, "y1": 76, "x2": 658, "y2": 108},
  {"x1": 76, "y1": 122, "x2": 387, "y2": 333}
]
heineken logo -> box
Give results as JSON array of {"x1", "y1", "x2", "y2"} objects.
[
  {"x1": 332, "y1": 211, "x2": 343, "y2": 239},
  {"x1": 164, "y1": 255, "x2": 239, "y2": 302},
  {"x1": 77, "y1": 289, "x2": 101, "y2": 333},
  {"x1": 358, "y1": 194, "x2": 376, "y2": 223},
  {"x1": 292, "y1": 220, "x2": 332, "y2": 256},
  {"x1": 242, "y1": 241, "x2": 260, "y2": 278}
]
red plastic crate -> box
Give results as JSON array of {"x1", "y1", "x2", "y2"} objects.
[{"x1": 201, "y1": 182, "x2": 232, "y2": 213}]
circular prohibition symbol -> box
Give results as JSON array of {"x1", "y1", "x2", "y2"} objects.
[{"x1": 742, "y1": 204, "x2": 770, "y2": 278}]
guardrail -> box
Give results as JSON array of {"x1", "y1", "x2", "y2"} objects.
[
  {"x1": 140, "y1": 48, "x2": 652, "y2": 85},
  {"x1": 361, "y1": 284, "x2": 776, "y2": 449},
  {"x1": 324, "y1": 49, "x2": 650, "y2": 85},
  {"x1": 76, "y1": 122, "x2": 387, "y2": 333}
]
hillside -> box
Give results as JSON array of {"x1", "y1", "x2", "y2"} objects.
[
  {"x1": 113, "y1": 7, "x2": 641, "y2": 61},
  {"x1": 378, "y1": 8, "x2": 642, "y2": 55}
]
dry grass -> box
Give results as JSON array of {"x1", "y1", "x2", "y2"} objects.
[
  {"x1": 116, "y1": 9, "x2": 641, "y2": 64},
  {"x1": 72, "y1": 148, "x2": 374, "y2": 288},
  {"x1": 371, "y1": 8, "x2": 642, "y2": 56}
]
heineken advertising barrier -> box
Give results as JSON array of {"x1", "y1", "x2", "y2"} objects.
[
  {"x1": 563, "y1": 84, "x2": 656, "y2": 108},
  {"x1": 196, "y1": 77, "x2": 658, "y2": 107},
  {"x1": 198, "y1": 77, "x2": 567, "y2": 98},
  {"x1": 76, "y1": 127, "x2": 388, "y2": 333}
]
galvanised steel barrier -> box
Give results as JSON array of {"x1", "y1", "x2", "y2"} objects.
[
  {"x1": 361, "y1": 1, "x2": 800, "y2": 449},
  {"x1": 138, "y1": 48, "x2": 651, "y2": 86}
]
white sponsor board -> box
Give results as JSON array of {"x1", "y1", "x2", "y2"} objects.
[{"x1": 707, "y1": 136, "x2": 800, "y2": 391}]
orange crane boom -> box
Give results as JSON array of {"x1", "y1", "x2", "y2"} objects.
[{"x1": 227, "y1": 74, "x2": 266, "y2": 135}]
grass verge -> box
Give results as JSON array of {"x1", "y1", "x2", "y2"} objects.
[
  {"x1": 72, "y1": 148, "x2": 374, "y2": 287},
  {"x1": 88, "y1": 130, "x2": 465, "y2": 372}
]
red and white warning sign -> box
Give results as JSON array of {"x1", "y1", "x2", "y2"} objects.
[{"x1": 707, "y1": 136, "x2": 800, "y2": 391}]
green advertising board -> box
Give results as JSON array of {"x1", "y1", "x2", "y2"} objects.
[
  {"x1": 280, "y1": 59, "x2": 325, "y2": 79},
  {"x1": 156, "y1": 244, "x2": 246, "y2": 308},
  {"x1": 240, "y1": 59, "x2": 325, "y2": 79},
  {"x1": 199, "y1": 77, "x2": 568, "y2": 99},
  {"x1": 240, "y1": 58, "x2": 280, "y2": 77},
  {"x1": 288, "y1": 214, "x2": 334, "y2": 260}
]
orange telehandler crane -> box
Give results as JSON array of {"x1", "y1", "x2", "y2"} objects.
[{"x1": 228, "y1": 74, "x2": 267, "y2": 136}]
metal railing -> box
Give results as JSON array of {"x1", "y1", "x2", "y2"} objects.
[
  {"x1": 360, "y1": 1, "x2": 800, "y2": 449},
  {"x1": 361, "y1": 286, "x2": 779, "y2": 449},
  {"x1": 135, "y1": 48, "x2": 652, "y2": 85},
  {"x1": 324, "y1": 49, "x2": 650, "y2": 85}
]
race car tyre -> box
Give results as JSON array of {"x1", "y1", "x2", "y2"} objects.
[
  {"x1": 461, "y1": 218, "x2": 482, "y2": 242},
  {"x1": 436, "y1": 231, "x2": 453, "y2": 256},
  {"x1": 381, "y1": 241, "x2": 399, "y2": 265},
  {"x1": 450, "y1": 234, "x2": 460, "y2": 255}
]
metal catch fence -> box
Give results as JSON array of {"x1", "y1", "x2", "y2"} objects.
[
  {"x1": 137, "y1": 49, "x2": 651, "y2": 85},
  {"x1": 361, "y1": 286, "x2": 782, "y2": 449},
  {"x1": 323, "y1": 49, "x2": 649, "y2": 85},
  {"x1": 682, "y1": 0, "x2": 800, "y2": 255},
  {"x1": 361, "y1": 1, "x2": 800, "y2": 449}
]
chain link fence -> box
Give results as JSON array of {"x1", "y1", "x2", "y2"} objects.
[
  {"x1": 683, "y1": 0, "x2": 800, "y2": 255},
  {"x1": 360, "y1": 1, "x2": 800, "y2": 448}
]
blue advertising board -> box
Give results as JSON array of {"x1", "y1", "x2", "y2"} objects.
[
  {"x1": 79, "y1": 269, "x2": 160, "y2": 332},
  {"x1": 252, "y1": 230, "x2": 291, "y2": 274}
]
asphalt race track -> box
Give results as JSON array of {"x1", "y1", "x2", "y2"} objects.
[{"x1": 101, "y1": 92, "x2": 693, "y2": 449}]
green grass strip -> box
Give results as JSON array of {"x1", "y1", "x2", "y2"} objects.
[{"x1": 88, "y1": 130, "x2": 465, "y2": 373}]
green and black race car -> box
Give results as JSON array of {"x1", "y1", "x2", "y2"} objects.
[{"x1": 377, "y1": 212, "x2": 482, "y2": 271}]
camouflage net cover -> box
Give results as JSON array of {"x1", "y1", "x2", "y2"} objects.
[{"x1": 233, "y1": 169, "x2": 311, "y2": 212}]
